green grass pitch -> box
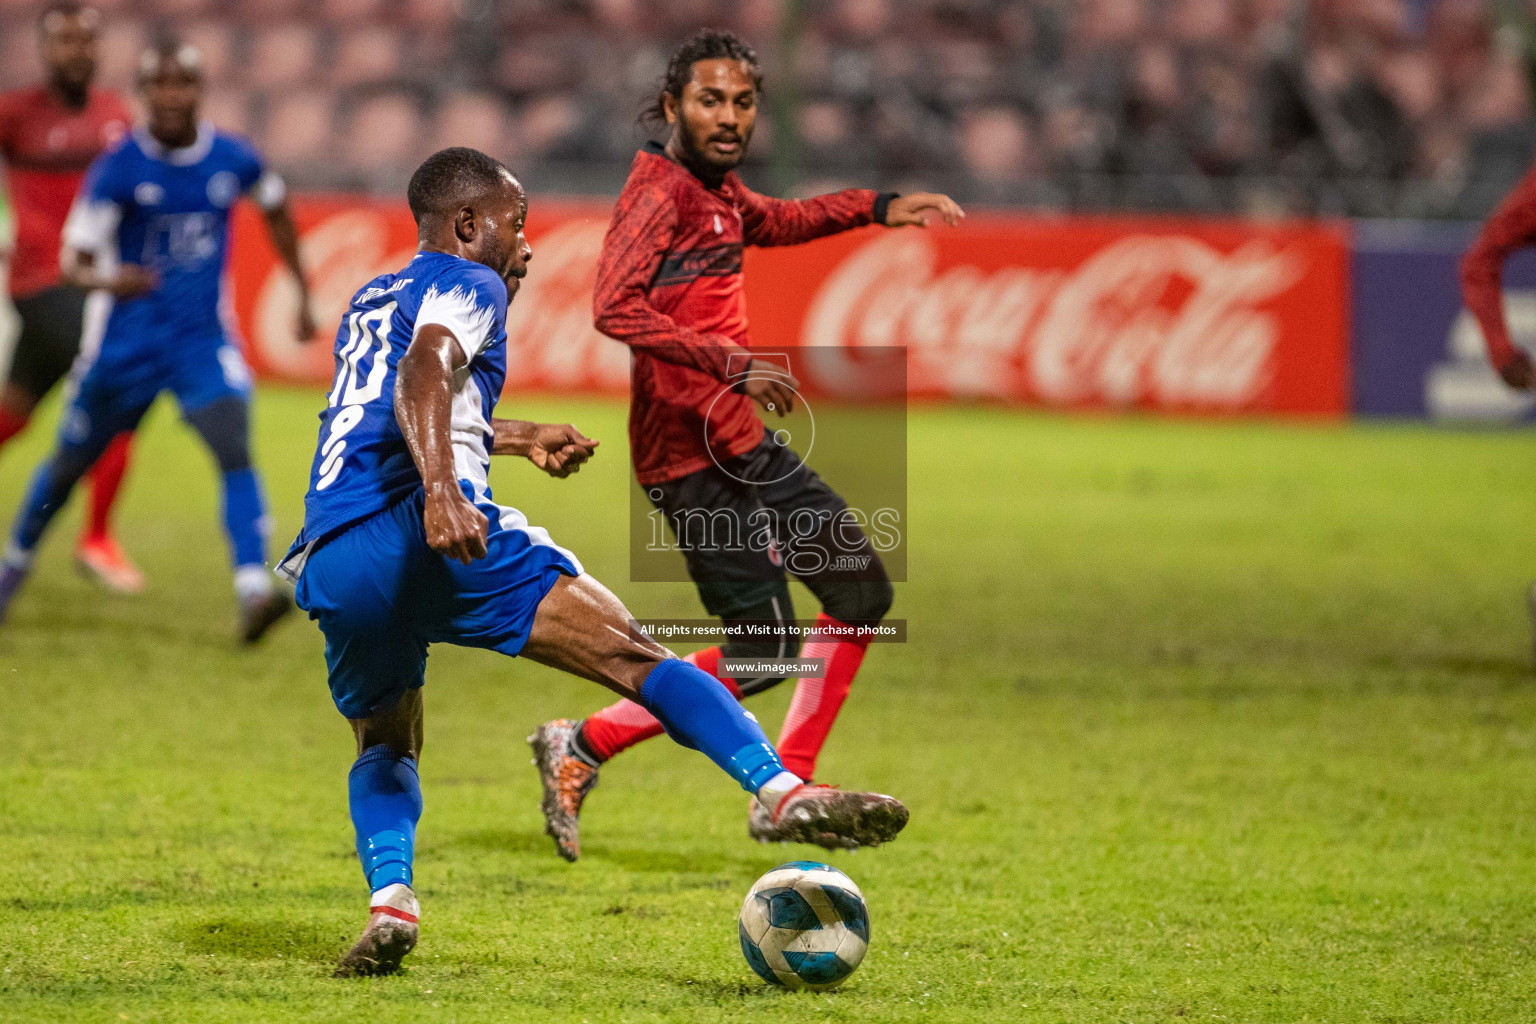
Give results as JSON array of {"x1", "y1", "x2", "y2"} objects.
[{"x1": 4, "y1": 387, "x2": 1536, "y2": 1022}]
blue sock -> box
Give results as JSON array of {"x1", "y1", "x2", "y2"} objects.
[
  {"x1": 638, "y1": 658, "x2": 787, "y2": 794},
  {"x1": 221, "y1": 468, "x2": 268, "y2": 568},
  {"x1": 348, "y1": 745, "x2": 422, "y2": 892}
]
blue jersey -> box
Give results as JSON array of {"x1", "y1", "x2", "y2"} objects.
[
  {"x1": 61, "y1": 122, "x2": 284, "y2": 344},
  {"x1": 287, "y1": 251, "x2": 511, "y2": 558}
]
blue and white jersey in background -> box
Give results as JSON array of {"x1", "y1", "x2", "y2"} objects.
[
  {"x1": 61, "y1": 122, "x2": 286, "y2": 345},
  {"x1": 285, "y1": 251, "x2": 511, "y2": 561}
]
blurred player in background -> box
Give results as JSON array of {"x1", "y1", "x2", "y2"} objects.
[
  {"x1": 530, "y1": 29, "x2": 961, "y2": 860},
  {"x1": 1461, "y1": 168, "x2": 1536, "y2": 392},
  {"x1": 0, "y1": 174, "x2": 16, "y2": 390},
  {"x1": 0, "y1": 39, "x2": 314, "y2": 642},
  {"x1": 1460, "y1": 160, "x2": 1536, "y2": 657},
  {"x1": 0, "y1": 2, "x2": 140, "y2": 592},
  {"x1": 280, "y1": 147, "x2": 907, "y2": 975}
]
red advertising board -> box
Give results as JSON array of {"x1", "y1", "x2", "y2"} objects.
[{"x1": 230, "y1": 197, "x2": 1350, "y2": 415}]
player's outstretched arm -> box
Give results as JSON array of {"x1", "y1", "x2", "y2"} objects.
[
  {"x1": 735, "y1": 182, "x2": 886, "y2": 248},
  {"x1": 59, "y1": 248, "x2": 157, "y2": 299},
  {"x1": 737, "y1": 361, "x2": 801, "y2": 417},
  {"x1": 262, "y1": 202, "x2": 317, "y2": 342},
  {"x1": 491, "y1": 419, "x2": 599, "y2": 478},
  {"x1": 883, "y1": 192, "x2": 965, "y2": 229},
  {"x1": 395, "y1": 323, "x2": 488, "y2": 564}
]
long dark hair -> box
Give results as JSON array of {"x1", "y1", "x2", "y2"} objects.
[{"x1": 640, "y1": 28, "x2": 763, "y2": 129}]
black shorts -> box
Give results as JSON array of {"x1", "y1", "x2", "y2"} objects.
[
  {"x1": 6, "y1": 285, "x2": 87, "y2": 399},
  {"x1": 647, "y1": 432, "x2": 857, "y2": 619}
]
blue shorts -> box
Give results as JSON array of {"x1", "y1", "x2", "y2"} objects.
[
  {"x1": 63, "y1": 327, "x2": 252, "y2": 446},
  {"x1": 292, "y1": 486, "x2": 584, "y2": 719}
]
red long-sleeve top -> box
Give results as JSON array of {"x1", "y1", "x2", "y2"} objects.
[
  {"x1": 593, "y1": 141, "x2": 889, "y2": 485},
  {"x1": 1461, "y1": 164, "x2": 1536, "y2": 373},
  {"x1": 0, "y1": 85, "x2": 131, "y2": 297}
]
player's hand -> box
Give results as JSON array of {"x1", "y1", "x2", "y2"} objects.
[
  {"x1": 884, "y1": 193, "x2": 964, "y2": 229},
  {"x1": 296, "y1": 295, "x2": 319, "y2": 343},
  {"x1": 1500, "y1": 350, "x2": 1535, "y2": 391},
  {"x1": 528, "y1": 424, "x2": 599, "y2": 478},
  {"x1": 111, "y1": 264, "x2": 159, "y2": 299},
  {"x1": 740, "y1": 359, "x2": 801, "y2": 417},
  {"x1": 424, "y1": 486, "x2": 489, "y2": 564}
]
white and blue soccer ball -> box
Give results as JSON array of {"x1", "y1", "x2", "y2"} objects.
[{"x1": 738, "y1": 861, "x2": 870, "y2": 991}]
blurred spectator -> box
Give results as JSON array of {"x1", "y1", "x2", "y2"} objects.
[
  {"x1": 247, "y1": 24, "x2": 318, "y2": 91},
  {"x1": 518, "y1": 94, "x2": 585, "y2": 160},
  {"x1": 180, "y1": 22, "x2": 234, "y2": 85},
  {"x1": 333, "y1": 26, "x2": 407, "y2": 89},
  {"x1": 261, "y1": 92, "x2": 336, "y2": 169},
  {"x1": 342, "y1": 92, "x2": 425, "y2": 179},
  {"x1": 0, "y1": 0, "x2": 1532, "y2": 217},
  {"x1": 202, "y1": 88, "x2": 253, "y2": 138},
  {"x1": 432, "y1": 92, "x2": 510, "y2": 159}
]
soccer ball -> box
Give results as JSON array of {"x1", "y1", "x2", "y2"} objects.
[{"x1": 738, "y1": 861, "x2": 870, "y2": 991}]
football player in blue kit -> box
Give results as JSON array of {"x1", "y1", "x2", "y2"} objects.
[
  {"x1": 0, "y1": 40, "x2": 314, "y2": 640},
  {"x1": 280, "y1": 147, "x2": 905, "y2": 976}
]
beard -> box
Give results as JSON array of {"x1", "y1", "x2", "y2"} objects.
[
  {"x1": 52, "y1": 63, "x2": 94, "y2": 104},
  {"x1": 678, "y1": 121, "x2": 750, "y2": 175}
]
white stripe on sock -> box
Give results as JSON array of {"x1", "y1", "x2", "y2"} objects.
[{"x1": 233, "y1": 564, "x2": 273, "y2": 602}]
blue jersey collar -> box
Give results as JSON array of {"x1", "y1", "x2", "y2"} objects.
[{"x1": 134, "y1": 121, "x2": 215, "y2": 166}]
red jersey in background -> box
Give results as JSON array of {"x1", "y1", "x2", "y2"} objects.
[
  {"x1": 0, "y1": 85, "x2": 131, "y2": 298},
  {"x1": 593, "y1": 141, "x2": 890, "y2": 485},
  {"x1": 1460, "y1": 163, "x2": 1536, "y2": 374}
]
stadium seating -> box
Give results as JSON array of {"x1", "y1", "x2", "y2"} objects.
[{"x1": 0, "y1": 0, "x2": 1531, "y2": 216}]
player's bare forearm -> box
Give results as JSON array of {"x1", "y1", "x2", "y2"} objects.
[
  {"x1": 492, "y1": 419, "x2": 600, "y2": 478},
  {"x1": 263, "y1": 204, "x2": 317, "y2": 340},
  {"x1": 396, "y1": 325, "x2": 462, "y2": 491},
  {"x1": 489, "y1": 419, "x2": 545, "y2": 457},
  {"x1": 396, "y1": 324, "x2": 488, "y2": 562},
  {"x1": 58, "y1": 250, "x2": 105, "y2": 291},
  {"x1": 60, "y1": 249, "x2": 157, "y2": 298},
  {"x1": 883, "y1": 193, "x2": 965, "y2": 229}
]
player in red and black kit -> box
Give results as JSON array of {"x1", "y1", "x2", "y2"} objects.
[
  {"x1": 530, "y1": 29, "x2": 963, "y2": 859},
  {"x1": 1461, "y1": 168, "x2": 1536, "y2": 390},
  {"x1": 0, "y1": 1, "x2": 141, "y2": 592},
  {"x1": 1461, "y1": 164, "x2": 1536, "y2": 655}
]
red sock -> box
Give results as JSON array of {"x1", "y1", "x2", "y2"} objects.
[
  {"x1": 83, "y1": 432, "x2": 133, "y2": 544},
  {"x1": 577, "y1": 647, "x2": 738, "y2": 762},
  {"x1": 0, "y1": 406, "x2": 28, "y2": 447},
  {"x1": 776, "y1": 613, "x2": 872, "y2": 780}
]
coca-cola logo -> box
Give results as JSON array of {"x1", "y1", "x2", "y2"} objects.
[
  {"x1": 803, "y1": 231, "x2": 1305, "y2": 408},
  {"x1": 244, "y1": 204, "x2": 1330, "y2": 413},
  {"x1": 253, "y1": 210, "x2": 415, "y2": 378},
  {"x1": 251, "y1": 212, "x2": 630, "y2": 390},
  {"x1": 502, "y1": 219, "x2": 629, "y2": 390}
]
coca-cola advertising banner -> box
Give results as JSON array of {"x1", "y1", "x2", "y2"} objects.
[{"x1": 229, "y1": 198, "x2": 1351, "y2": 415}]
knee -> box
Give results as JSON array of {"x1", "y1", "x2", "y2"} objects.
[
  {"x1": 209, "y1": 431, "x2": 252, "y2": 474},
  {"x1": 821, "y1": 577, "x2": 894, "y2": 628},
  {"x1": 718, "y1": 628, "x2": 801, "y2": 696},
  {"x1": 187, "y1": 397, "x2": 252, "y2": 473}
]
